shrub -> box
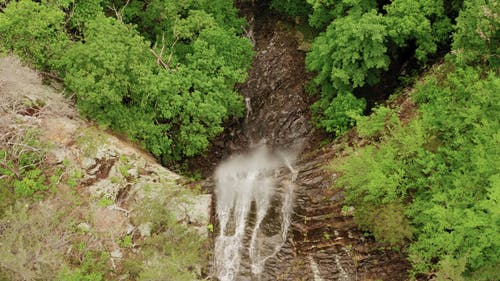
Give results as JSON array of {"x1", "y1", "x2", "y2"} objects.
[
  {"x1": 0, "y1": 128, "x2": 54, "y2": 213},
  {"x1": 306, "y1": 10, "x2": 389, "y2": 93},
  {"x1": 355, "y1": 106, "x2": 400, "y2": 139},
  {"x1": 55, "y1": 251, "x2": 108, "y2": 281},
  {"x1": 335, "y1": 66, "x2": 500, "y2": 279},
  {"x1": 131, "y1": 185, "x2": 205, "y2": 280},
  {"x1": 0, "y1": 0, "x2": 70, "y2": 70},
  {"x1": 451, "y1": 0, "x2": 500, "y2": 68},
  {"x1": 313, "y1": 91, "x2": 366, "y2": 135},
  {"x1": 0, "y1": 202, "x2": 70, "y2": 280}
]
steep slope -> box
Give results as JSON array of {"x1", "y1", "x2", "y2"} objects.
[
  {"x1": 0, "y1": 56, "x2": 210, "y2": 280},
  {"x1": 200, "y1": 3, "x2": 414, "y2": 280}
]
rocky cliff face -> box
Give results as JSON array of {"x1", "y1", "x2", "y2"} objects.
[
  {"x1": 0, "y1": 56, "x2": 210, "y2": 280},
  {"x1": 199, "y1": 3, "x2": 413, "y2": 280}
]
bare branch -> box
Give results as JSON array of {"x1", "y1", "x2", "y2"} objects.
[
  {"x1": 109, "y1": 0, "x2": 130, "y2": 23},
  {"x1": 150, "y1": 48, "x2": 169, "y2": 70}
]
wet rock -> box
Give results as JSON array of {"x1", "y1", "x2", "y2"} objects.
[{"x1": 302, "y1": 175, "x2": 324, "y2": 186}]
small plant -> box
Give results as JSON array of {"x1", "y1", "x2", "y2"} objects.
[
  {"x1": 118, "y1": 164, "x2": 132, "y2": 178},
  {"x1": 119, "y1": 155, "x2": 129, "y2": 163},
  {"x1": 0, "y1": 128, "x2": 56, "y2": 209},
  {"x1": 12, "y1": 169, "x2": 49, "y2": 198},
  {"x1": 341, "y1": 205, "x2": 354, "y2": 216},
  {"x1": 97, "y1": 197, "x2": 114, "y2": 207},
  {"x1": 67, "y1": 169, "x2": 83, "y2": 188},
  {"x1": 207, "y1": 223, "x2": 214, "y2": 233},
  {"x1": 56, "y1": 249, "x2": 109, "y2": 281},
  {"x1": 110, "y1": 176, "x2": 121, "y2": 184},
  {"x1": 120, "y1": 235, "x2": 133, "y2": 248}
]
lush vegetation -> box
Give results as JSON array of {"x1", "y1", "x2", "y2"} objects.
[
  {"x1": 272, "y1": 0, "x2": 499, "y2": 279},
  {"x1": 2, "y1": 0, "x2": 499, "y2": 279},
  {"x1": 0, "y1": 0, "x2": 253, "y2": 162},
  {"x1": 272, "y1": 0, "x2": 459, "y2": 134},
  {"x1": 328, "y1": 0, "x2": 499, "y2": 279}
]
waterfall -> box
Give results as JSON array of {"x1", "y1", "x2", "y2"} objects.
[
  {"x1": 245, "y1": 97, "x2": 252, "y2": 119},
  {"x1": 214, "y1": 146, "x2": 296, "y2": 280}
]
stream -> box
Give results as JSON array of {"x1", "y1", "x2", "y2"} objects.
[{"x1": 203, "y1": 2, "x2": 412, "y2": 280}]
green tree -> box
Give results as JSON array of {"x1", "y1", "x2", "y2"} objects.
[
  {"x1": 0, "y1": 0, "x2": 70, "y2": 69},
  {"x1": 307, "y1": 10, "x2": 389, "y2": 92},
  {"x1": 451, "y1": 0, "x2": 500, "y2": 67},
  {"x1": 384, "y1": 0, "x2": 453, "y2": 61},
  {"x1": 120, "y1": 0, "x2": 244, "y2": 43},
  {"x1": 270, "y1": 0, "x2": 313, "y2": 19},
  {"x1": 306, "y1": 0, "x2": 376, "y2": 28},
  {"x1": 1, "y1": 0, "x2": 253, "y2": 161},
  {"x1": 306, "y1": 10, "x2": 387, "y2": 133},
  {"x1": 60, "y1": 16, "x2": 158, "y2": 132},
  {"x1": 334, "y1": 66, "x2": 500, "y2": 279},
  {"x1": 68, "y1": 0, "x2": 104, "y2": 33}
]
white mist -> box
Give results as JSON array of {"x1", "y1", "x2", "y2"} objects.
[{"x1": 214, "y1": 146, "x2": 297, "y2": 281}]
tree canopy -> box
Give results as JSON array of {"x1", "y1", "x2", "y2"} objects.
[
  {"x1": 0, "y1": 0, "x2": 253, "y2": 161},
  {"x1": 271, "y1": 0, "x2": 500, "y2": 278},
  {"x1": 272, "y1": 0, "x2": 461, "y2": 134},
  {"x1": 329, "y1": 1, "x2": 499, "y2": 279}
]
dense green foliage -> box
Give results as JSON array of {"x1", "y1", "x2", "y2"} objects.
[
  {"x1": 0, "y1": 0, "x2": 70, "y2": 70},
  {"x1": 270, "y1": 0, "x2": 313, "y2": 18},
  {"x1": 452, "y1": 0, "x2": 499, "y2": 67},
  {"x1": 332, "y1": 0, "x2": 500, "y2": 279},
  {"x1": 384, "y1": 0, "x2": 453, "y2": 61},
  {"x1": 306, "y1": 0, "x2": 376, "y2": 29},
  {"x1": 1, "y1": 0, "x2": 499, "y2": 279},
  {"x1": 306, "y1": 10, "x2": 388, "y2": 92},
  {"x1": 311, "y1": 91, "x2": 366, "y2": 134},
  {"x1": 0, "y1": 0, "x2": 253, "y2": 161},
  {"x1": 273, "y1": 3, "x2": 498, "y2": 278},
  {"x1": 274, "y1": 0, "x2": 461, "y2": 134}
]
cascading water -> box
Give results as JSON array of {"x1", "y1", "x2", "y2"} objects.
[
  {"x1": 245, "y1": 97, "x2": 252, "y2": 119},
  {"x1": 214, "y1": 146, "x2": 297, "y2": 281},
  {"x1": 204, "y1": 3, "x2": 411, "y2": 279}
]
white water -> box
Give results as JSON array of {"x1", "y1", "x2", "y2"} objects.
[
  {"x1": 245, "y1": 97, "x2": 252, "y2": 119},
  {"x1": 214, "y1": 146, "x2": 297, "y2": 280}
]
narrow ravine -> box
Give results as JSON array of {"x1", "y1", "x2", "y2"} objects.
[
  {"x1": 203, "y1": 2, "x2": 412, "y2": 280},
  {"x1": 188, "y1": 1, "x2": 320, "y2": 175}
]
